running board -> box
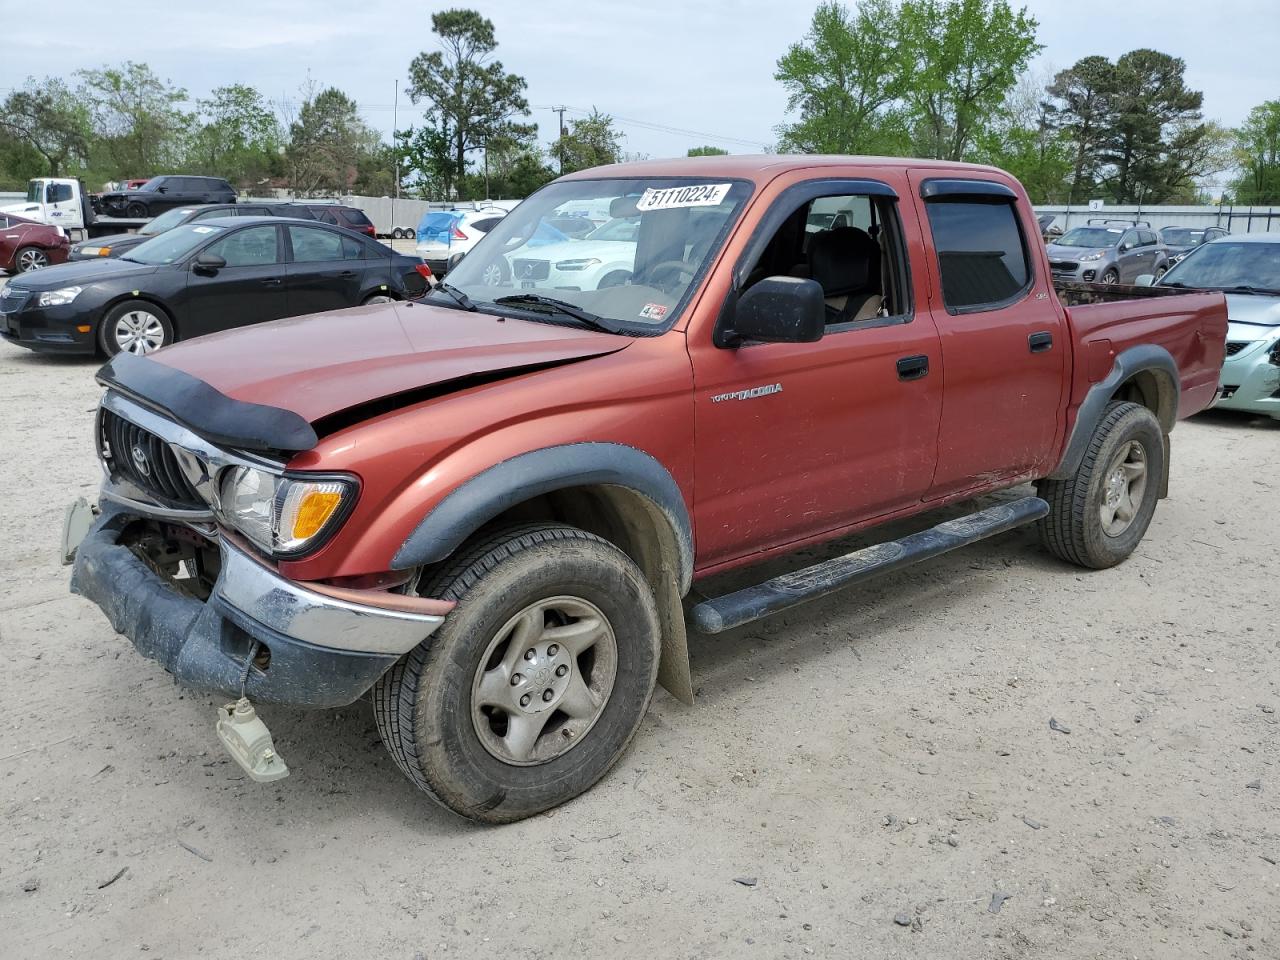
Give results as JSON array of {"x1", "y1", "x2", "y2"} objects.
[{"x1": 691, "y1": 496, "x2": 1049, "y2": 634}]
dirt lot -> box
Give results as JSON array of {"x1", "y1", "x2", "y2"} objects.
[{"x1": 1, "y1": 329, "x2": 1277, "y2": 959}]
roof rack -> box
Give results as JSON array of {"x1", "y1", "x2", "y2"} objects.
[{"x1": 1086, "y1": 218, "x2": 1151, "y2": 228}]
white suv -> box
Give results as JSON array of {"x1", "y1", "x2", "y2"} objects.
[{"x1": 416, "y1": 206, "x2": 509, "y2": 276}]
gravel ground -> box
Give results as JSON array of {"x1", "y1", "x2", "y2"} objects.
[{"x1": 1, "y1": 318, "x2": 1277, "y2": 959}]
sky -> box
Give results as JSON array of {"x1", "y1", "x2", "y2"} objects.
[{"x1": 3, "y1": 0, "x2": 1277, "y2": 160}]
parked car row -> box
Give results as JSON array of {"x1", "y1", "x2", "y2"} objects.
[{"x1": 0, "y1": 213, "x2": 70, "y2": 273}]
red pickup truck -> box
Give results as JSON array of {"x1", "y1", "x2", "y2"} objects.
[{"x1": 66, "y1": 156, "x2": 1227, "y2": 822}]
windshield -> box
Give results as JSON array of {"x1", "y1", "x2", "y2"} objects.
[
  {"x1": 141, "y1": 207, "x2": 197, "y2": 236},
  {"x1": 439, "y1": 177, "x2": 750, "y2": 332},
  {"x1": 26, "y1": 181, "x2": 43, "y2": 203},
  {"x1": 1160, "y1": 241, "x2": 1280, "y2": 296},
  {"x1": 124, "y1": 223, "x2": 225, "y2": 264},
  {"x1": 1057, "y1": 226, "x2": 1123, "y2": 248},
  {"x1": 1161, "y1": 228, "x2": 1207, "y2": 247}
]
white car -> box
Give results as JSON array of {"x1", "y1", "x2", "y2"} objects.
[
  {"x1": 416, "y1": 206, "x2": 509, "y2": 275},
  {"x1": 485, "y1": 217, "x2": 639, "y2": 291}
]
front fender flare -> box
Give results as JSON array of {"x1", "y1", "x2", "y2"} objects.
[{"x1": 390, "y1": 442, "x2": 694, "y2": 593}]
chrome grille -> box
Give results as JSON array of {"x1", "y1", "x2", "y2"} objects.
[
  {"x1": 101, "y1": 408, "x2": 203, "y2": 508},
  {"x1": 1224, "y1": 341, "x2": 1250, "y2": 357}
]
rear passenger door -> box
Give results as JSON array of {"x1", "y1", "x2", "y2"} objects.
[
  {"x1": 910, "y1": 174, "x2": 1067, "y2": 500},
  {"x1": 1125, "y1": 230, "x2": 1160, "y2": 281},
  {"x1": 283, "y1": 224, "x2": 368, "y2": 315}
]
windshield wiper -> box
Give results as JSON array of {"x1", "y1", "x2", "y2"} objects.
[
  {"x1": 1222, "y1": 285, "x2": 1280, "y2": 296},
  {"x1": 492, "y1": 293, "x2": 620, "y2": 333},
  {"x1": 431, "y1": 281, "x2": 476, "y2": 311}
]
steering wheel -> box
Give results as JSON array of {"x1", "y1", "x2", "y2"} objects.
[{"x1": 645, "y1": 259, "x2": 699, "y2": 294}]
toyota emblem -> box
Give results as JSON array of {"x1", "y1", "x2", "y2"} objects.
[{"x1": 130, "y1": 444, "x2": 151, "y2": 477}]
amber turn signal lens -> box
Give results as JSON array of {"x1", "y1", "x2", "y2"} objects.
[
  {"x1": 291, "y1": 491, "x2": 343, "y2": 540},
  {"x1": 77, "y1": 325, "x2": 91, "y2": 333}
]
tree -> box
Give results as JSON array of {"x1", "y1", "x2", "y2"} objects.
[
  {"x1": 897, "y1": 0, "x2": 1042, "y2": 161},
  {"x1": 1043, "y1": 55, "x2": 1118, "y2": 203},
  {"x1": 0, "y1": 77, "x2": 91, "y2": 176},
  {"x1": 1233, "y1": 100, "x2": 1280, "y2": 204},
  {"x1": 78, "y1": 62, "x2": 190, "y2": 175},
  {"x1": 286, "y1": 86, "x2": 375, "y2": 196},
  {"x1": 551, "y1": 109, "x2": 623, "y2": 174},
  {"x1": 687, "y1": 145, "x2": 729, "y2": 157},
  {"x1": 774, "y1": 0, "x2": 909, "y2": 154},
  {"x1": 406, "y1": 9, "x2": 530, "y2": 199},
  {"x1": 975, "y1": 71, "x2": 1073, "y2": 203},
  {"x1": 189, "y1": 85, "x2": 282, "y2": 187},
  {"x1": 1095, "y1": 49, "x2": 1205, "y2": 203}
]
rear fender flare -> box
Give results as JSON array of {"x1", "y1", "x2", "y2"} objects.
[{"x1": 1049, "y1": 344, "x2": 1178, "y2": 480}]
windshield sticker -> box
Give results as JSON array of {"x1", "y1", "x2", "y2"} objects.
[
  {"x1": 639, "y1": 302, "x2": 668, "y2": 320},
  {"x1": 192, "y1": 226, "x2": 217, "y2": 234},
  {"x1": 635, "y1": 183, "x2": 732, "y2": 212}
]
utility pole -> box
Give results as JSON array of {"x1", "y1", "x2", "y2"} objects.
[
  {"x1": 392, "y1": 79, "x2": 401, "y2": 202},
  {"x1": 552, "y1": 106, "x2": 567, "y2": 175}
]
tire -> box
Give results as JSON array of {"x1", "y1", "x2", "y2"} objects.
[
  {"x1": 1036, "y1": 401, "x2": 1164, "y2": 569},
  {"x1": 479, "y1": 258, "x2": 509, "y2": 286},
  {"x1": 362, "y1": 293, "x2": 395, "y2": 305},
  {"x1": 1155, "y1": 265, "x2": 1168, "y2": 280},
  {"x1": 1101, "y1": 268, "x2": 1119, "y2": 284},
  {"x1": 14, "y1": 246, "x2": 49, "y2": 272},
  {"x1": 372, "y1": 523, "x2": 661, "y2": 823},
  {"x1": 98, "y1": 299, "x2": 174, "y2": 356},
  {"x1": 125, "y1": 202, "x2": 148, "y2": 219}
]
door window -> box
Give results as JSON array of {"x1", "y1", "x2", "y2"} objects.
[
  {"x1": 204, "y1": 225, "x2": 280, "y2": 266},
  {"x1": 740, "y1": 191, "x2": 908, "y2": 326},
  {"x1": 192, "y1": 207, "x2": 227, "y2": 221},
  {"x1": 48, "y1": 183, "x2": 73, "y2": 203},
  {"x1": 1138, "y1": 230, "x2": 1158, "y2": 246},
  {"x1": 341, "y1": 235, "x2": 366, "y2": 260},
  {"x1": 924, "y1": 200, "x2": 1030, "y2": 311},
  {"x1": 288, "y1": 225, "x2": 344, "y2": 262}
]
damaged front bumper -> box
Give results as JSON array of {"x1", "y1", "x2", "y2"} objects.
[{"x1": 70, "y1": 503, "x2": 448, "y2": 707}]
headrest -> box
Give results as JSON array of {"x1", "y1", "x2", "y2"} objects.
[
  {"x1": 610, "y1": 196, "x2": 640, "y2": 219},
  {"x1": 808, "y1": 227, "x2": 879, "y2": 298}
]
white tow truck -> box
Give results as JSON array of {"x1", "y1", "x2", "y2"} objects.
[{"x1": 1, "y1": 178, "x2": 148, "y2": 241}]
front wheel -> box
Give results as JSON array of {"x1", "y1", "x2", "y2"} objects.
[
  {"x1": 125, "y1": 201, "x2": 148, "y2": 219},
  {"x1": 1036, "y1": 401, "x2": 1164, "y2": 569},
  {"x1": 372, "y1": 523, "x2": 661, "y2": 823},
  {"x1": 99, "y1": 299, "x2": 174, "y2": 356},
  {"x1": 1101, "y1": 268, "x2": 1119, "y2": 284}
]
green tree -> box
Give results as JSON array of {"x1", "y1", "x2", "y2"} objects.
[
  {"x1": 774, "y1": 0, "x2": 909, "y2": 154},
  {"x1": 974, "y1": 72, "x2": 1073, "y2": 203},
  {"x1": 1233, "y1": 100, "x2": 1280, "y2": 204},
  {"x1": 0, "y1": 128, "x2": 47, "y2": 189},
  {"x1": 189, "y1": 84, "x2": 282, "y2": 187},
  {"x1": 78, "y1": 62, "x2": 190, "y2": 175},
  {"x1": 551, "y1": 109, "x2": 623, "y2": 174},
  {"x1": 1096, "y1": 49, "x2": 1205, "y2": 203},
  {"x1": 397, "y1": 120, "x2": 458, "y2": 199},
  {"x1": 1043, "y1": 55, "x2": 1118, "y2": 203},
  {"x1": 406, "y1": 9, "x2": 530, "y2": 199},
  {"x1": 465, "y1": 130, "x2": 555, "y2": 197},
  {"x1": 0, "y1": 77, "x2": 91, "y2": 176},
  {"x1": 687, "y1": 145, "x2": 729, "y2": 157},
  {"x1": 286, "y1": 86, "x2": 375, "y2": 196},
  {"x1": 897, "y1": 0, "x2": 1042, "y2": 161}
]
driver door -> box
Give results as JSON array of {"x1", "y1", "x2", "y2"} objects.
[{"x1": 181, "y1": 224, "x2": 287, "y2": 337}]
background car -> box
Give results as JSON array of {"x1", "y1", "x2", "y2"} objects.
[
  {"x1": 1037, "y1": 213, "x2": 1063, "y2": 240},
  {"x1": 0, "y1": 213, "x2": 71, "y2": 274},
  {"x1": 97, "y1": 176, "x2": 237, "y2": 219},
  {"x1": 0, "y1": 217, "x2": 431, "y2": 356},
  {"x1": 297, "y1": 203, "x2": 378, "y2": 239},
  {"x1": 1160, "y1": 225, "x2": 1229, "y2": 265},
  {"x1": 415, "y1": 206, "x2": 508, "y2": 275},
  {"x1": 1046, "y1": 219, "x2": 1170, "y2": 284},
  {"x1": 483, "y1": 216, "x2": 639, "y2": 290},
  {"x1": 1152, "y1": 232, "x2": 1280, "y2": 420},
  {"x1": 69, "y1": 202, "x2": 320, "y2": 261}
]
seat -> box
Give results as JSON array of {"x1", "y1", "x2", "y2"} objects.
[{"x1": 807, "y1": 227, "x2": 883, "y2": 323}]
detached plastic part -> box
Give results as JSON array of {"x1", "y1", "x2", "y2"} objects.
[
  {"x1": 61, "y1": 497, "x2": 97, "y2": 565},
  {"x1": 216, "y1": 699, "x2": 289, "y2": 782}
]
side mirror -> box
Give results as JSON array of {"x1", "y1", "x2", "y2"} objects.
[
  {"x1": 193, "y1": 253, "x2": 226, "y2": 274},
  {"x1": 1134, "y1": 274, "x2": 1156, "y2": 287},
  {"x1": 723, "y1": 277, "x2": 825, "y2": 346},
  {"x1": 446, "y1": 251, "x2": 466, "y2": 273}
]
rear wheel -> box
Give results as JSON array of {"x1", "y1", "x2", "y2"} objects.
[
  {"x1": 480, "y1": 259, "x2": 509, "y2": 286},
  {"x1": 1036, "y1": 401, "x2": 1164, "y2": 569},
  {"x1": 99, "y1": 299, "x2": 174, "y2": 356},
  {"x1": 14, "y1": 246, "x2": 48, "y2": 272},
  {"x1": 1155, "y1": 265, "x2": 1168, "y2": 280},
  {"x1": 372, "y1": 523, "x2": 661, "y2": 823}
]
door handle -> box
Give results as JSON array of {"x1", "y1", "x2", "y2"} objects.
[
  {"x1": 1029, "y1": 331, "x2": 1053, "y2": 353},
  {"x1": 261, "y1": 277, "x2": 282, "y2": 286},
  {"x1": 337, "y1": 270, "x2": 357, "y2": 278},
  {"x1": 896, "y1": 355, "x2": 930, "y2": 381}
]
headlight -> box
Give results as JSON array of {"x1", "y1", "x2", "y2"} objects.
[
  {"x1": 79, "y1": 246, "x2": 110, "y2": 257},
  {"x1": 1078, "y1": 251, "x2": 1105, "y2": 262},
  {"x1": 218, "y1": 467, "x2": 356, "y2": 556},
  {"x1": 37, "y1": 286, "x2": 83, "y2": 306},
  {"x1": 554, "y1": 258, "x2": 601, "y2": 271}
]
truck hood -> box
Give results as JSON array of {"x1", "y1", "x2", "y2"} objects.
[
  {"x1": 0, "y1": 201, "x2": 46, "y2": 221},
  {"x1": 1225, "y1": 292, "x2": 1280, "y2": 342},
  {"x1": 149, "y1": 301, "x2": 632, "y2": 426}
]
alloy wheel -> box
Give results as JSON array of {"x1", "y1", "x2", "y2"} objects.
[
  {"x1": 1099, "y1": 440, "x2": 1147, "y2": 536},
  {"x1": 17, "y1": 249, "x2": 48, "y2": 272},
  {"x1": 470, "y1": 595, "x2": 618, "y2": 766},
  {"x1": 113, "y1": 310, "x2": 167, "y2": 354}
]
